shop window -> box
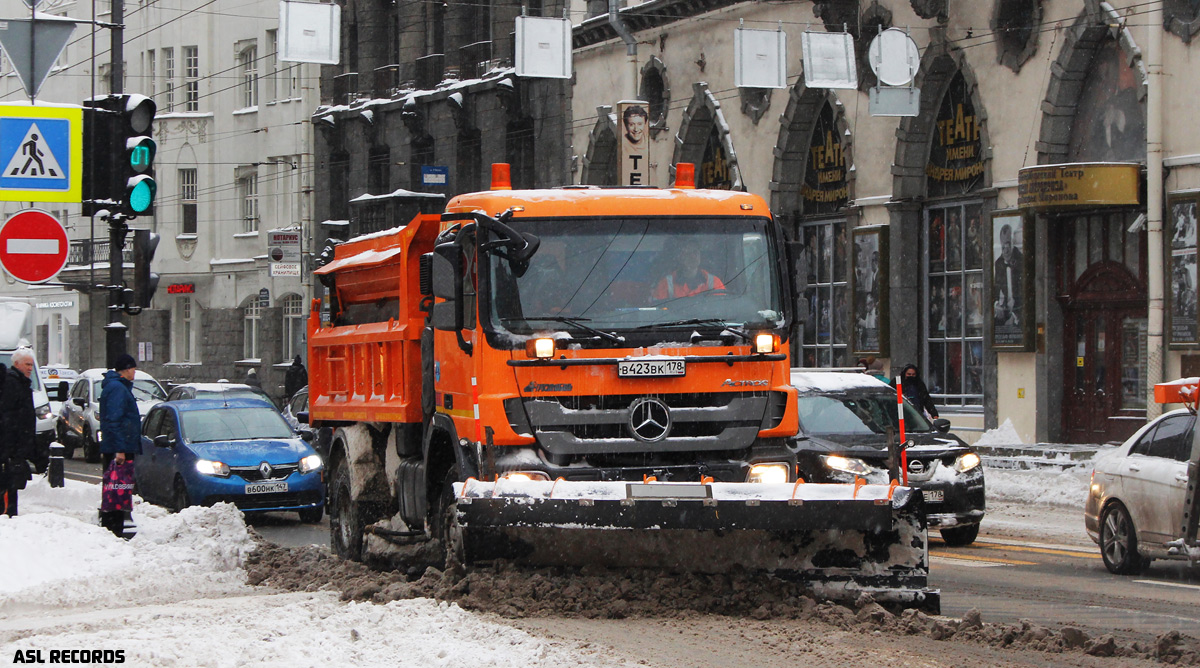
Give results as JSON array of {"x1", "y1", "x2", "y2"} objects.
[
  {"x1": 799, "y1": 220, "x2": 848, "y2": 367},
  {"x1": 924, "y1": 202, "x2": 985, "y2": 407}
]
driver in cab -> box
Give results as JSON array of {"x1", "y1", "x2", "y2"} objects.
[{"x1": 652, "y1": 240, "x2": 725, "y2": 301}]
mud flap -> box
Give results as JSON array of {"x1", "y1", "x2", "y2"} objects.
[{"x1": 454, "y1": 479, "x2": 938, "y2": 613}]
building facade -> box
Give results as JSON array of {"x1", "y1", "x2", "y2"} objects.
[
  {"x1": 570, "y1": 0, "x2": 1197, "y2": 444},
  {"x1": 0, "y1": 0, "x2": 319, "y2": 400}
]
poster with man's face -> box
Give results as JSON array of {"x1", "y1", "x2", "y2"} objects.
[
  {"x1": 1170, "y1": 199, "x2": 1199, "y2": 345},
  {"x1": 617, "y1": 101, "x2": 650, "y2": 186},
  {"x1": 852, "y1": 226, "x2": 887, "y2": 355},
  {"x1": 991, "y1": 214, "x2": 1028, "y2": 349}
]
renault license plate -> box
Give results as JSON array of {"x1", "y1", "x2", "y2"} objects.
[
  {"x1": 922, "y1": 489, "x2": 944, "y2": 503},
  {"x1": 618, "y1": 359, "x2": 685, "y2": 377},
  {"x1": 246, "y1": 481, "x2": 288, "y2": 494}
]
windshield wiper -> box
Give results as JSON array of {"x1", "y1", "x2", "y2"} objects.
[
  {"x1": 633, "y1": 318, "x2": 751, "y2": 341},
  {"x1": 523, "y1": 316, "x2": 625, "y2": 344}
]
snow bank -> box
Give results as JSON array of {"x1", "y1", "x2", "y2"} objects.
[
  {"x1": 984, "y1": 462, "x2": 1091, "y2": 509},
  {"x1": 973, "y1": 418, "x2": 1025, "y2": 447},
  {"x1": 0, "y1": 481, "x2": 254, "y2": 613}
]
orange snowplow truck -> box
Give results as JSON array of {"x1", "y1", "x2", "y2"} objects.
[{"x1": 307, "y1": 164, "x2": 937, "y2": 609}]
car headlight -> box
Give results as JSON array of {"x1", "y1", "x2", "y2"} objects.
[
  {"x1": 823, "y1": 455, "x2": 874, "y2": 476},
  {"x1": 35, "y1": 403, "x2": 51, "y2": 420},
  {"x1": 500, "y1": 471, "x2": 550, "y2": 482},
  {"x1": 195, "y1": 459, "x2": 230, "y2": 477},
  {"x1": 954, "y1": 452, "x2": 982, "y2": 473},
  {"x1": 747, "y1": 462, "x2": 789, "y2": 484},
  {"x1": 298, "y1": 454, "x2": 323, "y2": 474}
]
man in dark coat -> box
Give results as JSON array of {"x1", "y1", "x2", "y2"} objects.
[
  {"x1": 890, "y1": 363, "x2": 940, "y2": 420},
  {"x1": 0, "y1": 349, "x2": 37, "y2": 516},
  {"x1": 284, "y1": 355, "x2": 307, "y2": 400},
  {"x1": 100, "y1": 354, "x2": 141, "y2": 535}
]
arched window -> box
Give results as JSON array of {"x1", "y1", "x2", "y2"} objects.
[
  {"x1": 281, "y1": 294, "x2": 305, "y2": 360},
  {"x1": 243, "y1": 296, "x2": 262, "y2": 360}
]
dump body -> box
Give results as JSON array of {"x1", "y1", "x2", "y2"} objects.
[{"x1": 307, "y1": 180, "x2": 937, "y2": 611}]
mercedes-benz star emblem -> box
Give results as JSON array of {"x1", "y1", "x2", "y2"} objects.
[
  {"x1": 259, "y1": 461, "x2": 274, "y2": 479},
  {"x1": 907, "y1": 459, "x2": 926, "y2": 475},
  {"x1": 628, "y1": 397, "x2": 671, "y2": 442}
]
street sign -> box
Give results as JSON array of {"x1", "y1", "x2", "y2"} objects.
[
  {"x1": 0, "y1": 16, "x2": 78, "y2": 99},
  {"x1": 0, "y1": 105, "x2": 82, "y2": 202},
  {"x1": 0, "y1": 209, "x2": 68, "y2": 284},
  {"x1": 270, "y1": 262, "x2": 301, "y2": 277},
  {"x1": 421, "y1": 165, "x2": 448, "y2": 186},
  {"x1": 268, "y1": 229, "x2": 301, "y2": 262}
]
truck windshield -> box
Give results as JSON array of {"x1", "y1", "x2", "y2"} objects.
[
  {"x1": 487, "y1": 217, "x2": 784, "y2": 335},
  {"x1": 796, "y1": 391, "x2": 933, "y2": 436}
]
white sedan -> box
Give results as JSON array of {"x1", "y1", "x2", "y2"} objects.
[{"x1": 1085, "y1": 408, "x2": 1197, "y2": 574}]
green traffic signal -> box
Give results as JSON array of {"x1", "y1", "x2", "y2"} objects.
[{"x1": 128, "y1": 176, "x2": 156, "y2": 214}]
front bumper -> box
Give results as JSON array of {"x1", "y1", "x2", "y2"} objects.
[{"x1": 188, "y1": 471, "x2": 325, "y2": 513}]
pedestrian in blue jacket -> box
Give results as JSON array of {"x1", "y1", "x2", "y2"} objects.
[{"x1": 99, "y1": 354, "x2": 141, "y2": 536}]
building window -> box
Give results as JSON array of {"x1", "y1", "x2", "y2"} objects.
[
  {"x1": 183, "y1": 46, "x2": 199, "y2": 111},
  {"x1": 179, "y1": 168, "x2": 197, "y2": 234},
  {"x1": 924, "y1": 202, "x2": 985, "y2": 408},
  {"x1": 368, "y1": 146, "x2": 390, "y2": 195},
  {"x1": 266, "y1": 31, "x2": 279, "y2": 102},
  {"x1": 146, "y1": 49, "x2": 155, "y2": 101},
  {"x1": 243, "y1": 297, "x2": 261, "y2": 360},
  {"x1": 239, "y1": 172, "x2": 259, "y2": 232},
  {"x1": 282, "y1": 294, "x2": 304, "y2": 360},
  {"x1": 239, "y1": 45, "x2": 258, "y2": 108},
  {"x1": 176, "y1": 297, "x2": 197, "y2": 362},
  {"x1": 163, "y1": 48, "x2": 175, "y2": 111},
  {"x1": 799, "y1": 220, "x2": 848, "y2": 368}
]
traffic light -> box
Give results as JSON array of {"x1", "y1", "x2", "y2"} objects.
[
  {"x1": 130, "y1": 228, "x2": 160, "y2": 310},
  {"x1": 82, "y1": 94, "x2": 157, "y2": 218}
]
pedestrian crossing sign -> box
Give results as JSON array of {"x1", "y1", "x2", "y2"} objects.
[{"x1": 0, "y1": 105, "x2": 82, "y2": 203}]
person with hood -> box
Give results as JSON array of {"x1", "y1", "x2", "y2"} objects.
[
  {"x1": 890, "y1": 364, "x2": 939, "y2": 420},
  {"x1": 284, "y1": 355, "x2": 307, "y2": 400},
  {"x1": 245, "y1": 368, "x2": 262, "y2": 389},
  {"x1": 0, "y1": 349, "x2": 35, "y2": 516},
  {"x1": 100, "y1": 354, "x2": 141, "y2": 535}
]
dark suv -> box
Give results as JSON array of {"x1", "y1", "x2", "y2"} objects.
[{"x1": 790, "y1": 370, "x2": 986, "y2": 546}]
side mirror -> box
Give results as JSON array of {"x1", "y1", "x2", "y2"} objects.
[
  {"x1": 73, "y1": 397, "x2": 87, "y2": 408},
  {"x1": 932, "y1": 418, "x2": 951, "y2": 434},
  {"x1": 299, "y1": 429, "x2": 315, "y2": 442},
  {"x1": 47, "y1": 381, "x2": 65, "y2": 402},
  {"x1": 153, "y1": 434, "x2": 174, "y2": 448},
  {"x1": 295, "y1": 410, "x2": 309, "y2": 425}
]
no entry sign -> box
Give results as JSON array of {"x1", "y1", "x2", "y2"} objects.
[{"x1": 0, "y1": 209, "x2": 68, "y2": 283}]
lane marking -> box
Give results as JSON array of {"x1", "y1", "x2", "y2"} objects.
[
  {"x1": 65, "y1": 472, "x2": 101, "y2": 481},
  {"x1": 930, "y1": 551, "x2": 1035, "y2": 566},
  {"x1": 974, "y1": 535, "x2": 1096, "y2": 554},
  {"x1": 972, "y1": 541, "x2": 1102, "y2": 560},
  {"x1": 1133, "y1": 580, "x2": 1200, "y2": 591}
]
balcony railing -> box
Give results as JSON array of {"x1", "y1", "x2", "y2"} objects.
[{"x1": 67, "y1": 239, "x2": 133, "y2": 267}]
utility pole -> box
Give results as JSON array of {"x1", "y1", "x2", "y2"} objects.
[{"x1": 103, "y1": 0, "x2": 127, "y2": 368}]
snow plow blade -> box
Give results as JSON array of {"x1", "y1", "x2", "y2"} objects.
[{"x1": 453, "y1": 479, "x2": 938, "y2": 612}]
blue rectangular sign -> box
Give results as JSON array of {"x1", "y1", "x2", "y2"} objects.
[{"x1": 421, "y1": 165, "x2": 448, "y2": 186}]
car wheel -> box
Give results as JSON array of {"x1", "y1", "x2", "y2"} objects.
[
  {"x1": 1100, "y1": 503, "x2": 1145, "y2": 575},
  {"x1": 329, "y1": 455, "x2": 364, "y2": 561},
  {"x1": 298, "y1": 506, "x2": 323, "y2": 524},
  {"x1": 939, "y1": 523, "x2": 980, "y2": 547},
  {"x1": 83, "y1": 428, "x2": 101, "y2": 464},
  {"x1": 173, "y1": 478, "x2": 191, "y2": 513},
  {"x1": 57, "y1": 423, "x2": 75, "y2": 459}
]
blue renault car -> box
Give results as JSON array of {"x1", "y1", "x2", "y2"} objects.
[{"x1": 135, "y1": 398, "x2": 325, "y2": 522}]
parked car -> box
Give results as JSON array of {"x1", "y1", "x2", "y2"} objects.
[
  {"x1": 135, "y1": 398, "x2": 324, "y2": 523},
  {"x1": 1086, "y1": 408, "x2": 1198, "y2": 575},
  {"x1": 59, "y1": 368, "x2": 167, "y2": 461},
  {"x1": 789, "y1": 370, "x2": 986, "y2": 546},
  {"x1": 166, "y1": 382, "x2": 277, "y2": 408},
  {"x1": 40, "y1": 365, "x2": 80, "y2": 419}
]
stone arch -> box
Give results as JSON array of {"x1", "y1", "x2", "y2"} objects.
[
  {"x1": 891, "y1": 38, "x2": 992, "y2": 201},
  {"x1": 770, "y1": 83, "x2": 855, "y2": 221},
  {"x1": 671, "y1": 82, "x2": 744, "y2": 191},
  {"x1": 639, "y1": 57, "x2": 671, "y2": 139},
  {"x1": 1035, "y1": 3, "x2": 1148, "y2": 165},
  {"x1": 1165, "y1": 0, "x2": 1200, "y2": 43},
  {"x1": 581, "y1": 106, "x2": 618, "y2": 186}
]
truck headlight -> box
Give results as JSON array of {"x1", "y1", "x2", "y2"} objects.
[
  {"x1": 501, "y1": 471, "x2": 550, "y2": 481},
  {"x1": 823, "y1": 455, "x2": 873, "y2": 476},
  {"x1": 299, "y1": 454, "x2": 323, "y2": 474},
  {"x1": 527, "y1": 337, "x2": 556, "y2": 359},
  {"x1": 954, "y1": 452, "x2": 981, "y2": 472},
  {"x1": 195, "y1": 459, "x2": 230, "y2": 477},
  {"x1": 747, "y1": 462, "x2": 789, "y2": 484},
  {"x1": 754, "y1": 333, "x2": 777, "y2": 354}
]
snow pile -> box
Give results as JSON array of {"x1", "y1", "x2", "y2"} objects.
[
  {"x1": 973, "y1": 418, "x2": 1025, "y2": 447},
  {"x1": 985, "y1": 462, "x2": 1091, "y2": 508},
  {"x1": 0, "y1": 484, "x2": 254, "y2": 613}
]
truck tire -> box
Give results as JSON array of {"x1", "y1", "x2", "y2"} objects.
[
  {"x1": 329, "y1": 456, "x2": 365, "y2": 561},
  {"x1": 430, "y1": 466, "x2": 464, "y2": 569}
]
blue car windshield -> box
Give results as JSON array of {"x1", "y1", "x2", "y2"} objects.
[{"x1": 181, "y1": 407, "x2": 293, "y2": 443}]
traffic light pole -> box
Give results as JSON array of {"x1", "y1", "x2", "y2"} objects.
[{"x1": 104, "y1": 0, "x2": 125, "y2": 368}]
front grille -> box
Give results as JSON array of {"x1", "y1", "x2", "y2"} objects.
[{"x1": 229, "y1": 463, "x2": 299, "y2": 482}]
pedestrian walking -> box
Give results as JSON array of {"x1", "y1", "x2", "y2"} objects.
[
  {"x1": 0, "y1": 349, "x2": 37, "y2": 516},
  {"x1": 284, "y1": 356, "x2": 307, "y2": 400},
  {"x1": 890, "y1": 363, "x2": 940, "y2": 420},
  {"x1": 99, "y1": 354, "x2": 141, "y2": 536}
]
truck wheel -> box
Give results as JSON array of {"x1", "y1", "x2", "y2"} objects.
[
  {"x1": 430, "y1": 467, "x2": 464, "y2": 569},
  {"x1": 329, "y1": 456, "x2": 365, "y2": 561},
  {"x1": 939, "y1": 523, "x2": 979, "y2": 547}
]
